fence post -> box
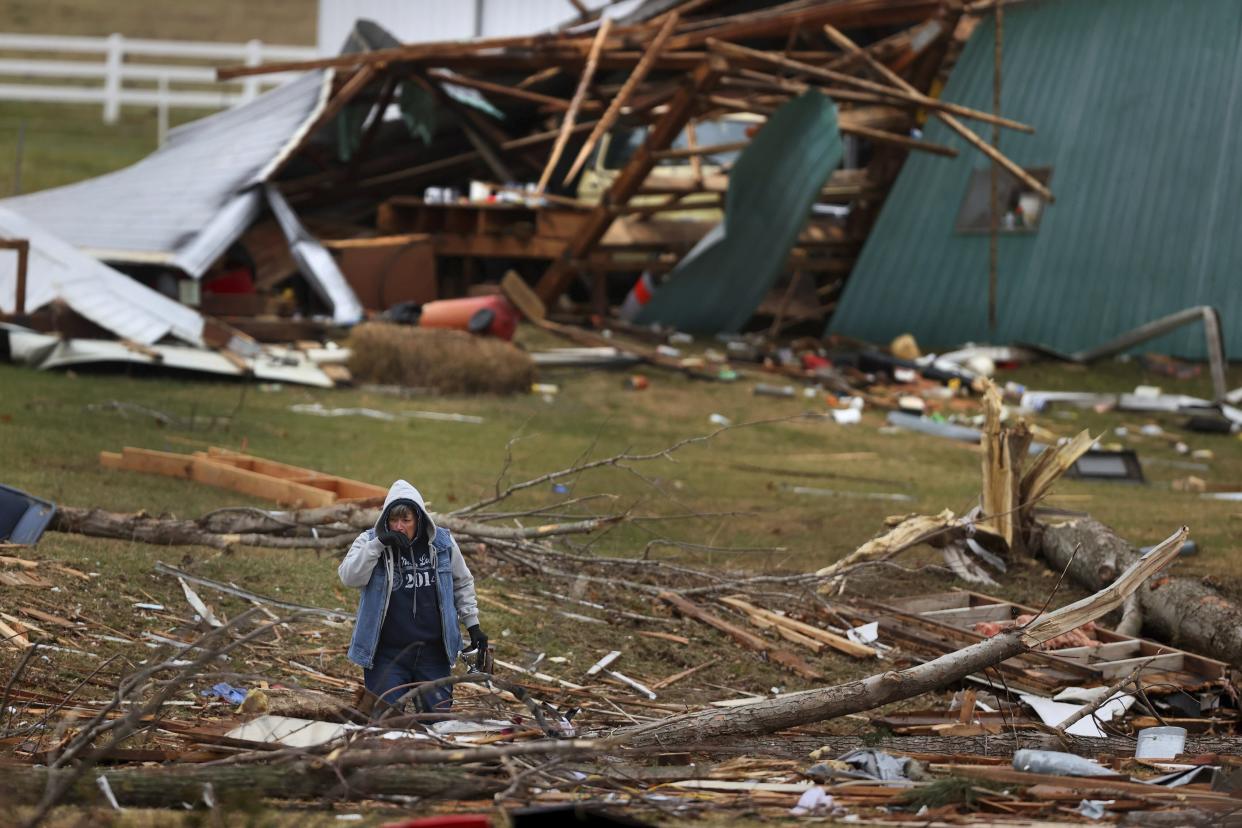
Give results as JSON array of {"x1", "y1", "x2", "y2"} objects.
[
  {"x1": 242, "y1": 38, "x2": 262, "y2": 102},
  {"x1": 157, "y1": 76, "x2": 169, "y2": 145},
  {"x1": 103, "y1": 32, "x2": 123, "y2": 123}
]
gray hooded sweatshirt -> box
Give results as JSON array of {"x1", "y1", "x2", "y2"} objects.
[{"x1": 339, "y1": 479, "x2": 479, "y2": 668}]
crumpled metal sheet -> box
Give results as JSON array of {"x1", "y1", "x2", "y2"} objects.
[
  {"x1": 265, "y1": 185, "x2": 364, "y2": 324},
  {"x1": 0, "y1": 206, "x2": 205, "y2": 345},
  {"x1": 636, "y1": 91, "x2": 842, "y2": 333},
  {"x1": 2, "y1": 71, "x2": 331, "y2": 278}
]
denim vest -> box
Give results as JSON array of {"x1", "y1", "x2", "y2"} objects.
[{"x1": 346, "y1": 525, "x2": 464, "y2": 669}]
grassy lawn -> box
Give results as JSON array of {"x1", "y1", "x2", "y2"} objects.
[
  {"x1": 2, "y1": 0, "x2": 316, "y2": 44},
  {"x1": 0, "y1": 0, "x2": 317, "y2": 197},
  {"x1": 3, "y1": 334, "x2": 1239, "y2": 574}
]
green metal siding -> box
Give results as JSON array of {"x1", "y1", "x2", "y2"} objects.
[
  {"x1": 638, "y1": 91, "x2": 842, "y2": 332},
  {"x1": 829, "y1": 0, "x2": 1242, "y2": 358}
]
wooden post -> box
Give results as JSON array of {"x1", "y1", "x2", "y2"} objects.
[
  {"x1": 0, "y1": 239, "x2": 29, "y2": 315},
  {"x1": 988, "y1": 2, "x2": 1004, "y2": 332},
  {"x1": 537, "y1": 18, "x2": 612, "y2": 194},
  {"x1": 562, "y1": 13, "x2": 682, "y2": 185},
  {"x1": 535, "y1": 56, "x2": 727, "y2": 306}
]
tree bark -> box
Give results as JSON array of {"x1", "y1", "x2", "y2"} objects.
[
  {"x1": 3, "y1": 763, "x2": 500, "y2": 807},
  {"x1": 734, "y1": 732, "x2": 1242, "y2": 760},
  {"x1": 1038, "y1": 516, "x2": 1242, "y2": 667},
  {"x1": 620, "y1": 630, "x2": 1026, "y2": 747}
]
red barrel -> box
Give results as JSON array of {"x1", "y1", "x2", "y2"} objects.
[{"x1": 418, "y1": 295, "x2": 519, "y2": 340}]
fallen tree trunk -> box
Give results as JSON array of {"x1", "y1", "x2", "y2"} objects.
[
  {"x1": 619, "y1": 527, "x2": 1187, "y2": 747},
  {"x1": 1038, "y1": 516, "x2": 1242, "y2": 667},
  {"x1": 50, "y1": 506, "x2": 620, "y2": 550},
  {"x1": 4, "y1": 763, "x2": 500, "y2": 808},
  {"x1": 724, "y1": 732, "x2": 1242, "y2": 760}
]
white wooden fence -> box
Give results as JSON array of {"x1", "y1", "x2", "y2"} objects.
[{"x1": 0, "y1": 33, "x2": 320, "y2": 129}]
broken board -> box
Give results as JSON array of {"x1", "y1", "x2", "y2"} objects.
[{"x1": 100, "y1": 446, "x2": 386, "y2": 507}]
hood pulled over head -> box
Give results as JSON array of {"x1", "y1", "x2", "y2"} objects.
[{"x1": 376, "y1": 479, "x2": 436, "y2": 538}]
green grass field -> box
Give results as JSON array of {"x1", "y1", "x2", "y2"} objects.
[{"x1": 0, "y1": 0, "x2": 316, "y2": 196}]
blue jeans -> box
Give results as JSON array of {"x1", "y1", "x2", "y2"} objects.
[{"x1": 364, "y1": 642, "x2": 453, "y2": 718}]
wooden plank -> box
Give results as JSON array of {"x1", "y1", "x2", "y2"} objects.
[
  {"x1": 1094, "y1": 652, "x2": 1183, "y2": 679},
  {"x1": 536, "y1": 17, "x2": 612, "y2": 194},
  {"x1": 920, "y1": 605, "x2": 1015, "y2": 624},
  {"x1": 536, "y1": 56, "x2": 726, "y2": 305},
  {"x1": 104, "y1": 447, "x2": 336, "y2": 507},
  {"x1": 115, "y1": 447, "x2": 195, "y2": 479},
  {"x1": 658, "y1": 591, "x2": 822, "y2": 680},
  {"x1": 720, "y1": 595, "x2": 876, "y2": 659},
  {"x1": 202, "y1": 451, "x2": 319, "y2": 481},
  {"x1": 650, "y1": 657, "x2": 721, "y2": 690},
  {"x1": 427, "y1": 69, "x2": 592, "y2": 112},
  {"x1": 710, "y1": 38, "x2": 1034, "y2": 136},
  {"x1": 189, "y1": 458, "x2": 336, "y2": 507},
  {"x1": 818, "y1": 24, "x2": 1051, "y2": 202},
  {"x1": 563, "y1": 13, "x2": 681, "y2": 185},
  {"x1": 204, "y1": 448, "x2": 387, "y2": 500},
  {"x1": 19, "y1": 606, "x2": 77, "y2": 628}
]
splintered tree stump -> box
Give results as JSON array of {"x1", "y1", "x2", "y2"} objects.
[
  {"x1": 1038, "y1": 516, "x2": 1242, "y2": 667},
  {"x1": 4, "y1": 764, "x2": 500, "y2": 808}
]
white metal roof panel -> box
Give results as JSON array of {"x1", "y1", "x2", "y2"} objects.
[
  {"x1": 0, "y1": 207, "x2": 205, "y2": 345},
  {"x1": 2, "y1": 71, "x2": 330, "y2": 278}
]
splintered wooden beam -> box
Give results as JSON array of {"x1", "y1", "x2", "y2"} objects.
[
  {"x1": 665, "y1": 2, "x2": 941, "y2": 52},
  {"x1": 659, "y1": 591, "x2": 822, "y2": 680},
  {"x1": 537, "y1": 17, "x2": 612, "y2": 194},
  {"x1": 820, "y1": 23, "x2": 1052, "y2": 202},
  {"x1": 563, "y1": 13, "x2": 682, "y2": 185},
  {"x1": 709, "y1": 38, "x2": 1033, "y2": 134},
  {"x1": 427, "y1": 69, "x2": 594, "y2": 112},
  {"x1": 535, "y1": 56, "x2": 726, "y2": 306},
  {"x1": 979, "y1": 380, "x2": 1031, "y2": 552},
  {"x1": 269, "y1": 65, "x2": 377, "y2": 178},
  {"x1": 718, "y1": 595, "x2": 877, "y2": 659},
  {"x1": 652, "y1": 140, "x2": 750, "y2": 160}
]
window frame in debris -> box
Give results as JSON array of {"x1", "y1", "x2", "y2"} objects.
[{"x1": 954, "y1": 165, "x2": 1053, "y2": 235}]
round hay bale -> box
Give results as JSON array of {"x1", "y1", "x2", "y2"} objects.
[
  {"x1": 346, "y1": 322, "x2": 534, "y2": 395},
  {"x1": 890, "y1": 333, "x2": 921, "y2": 360}
]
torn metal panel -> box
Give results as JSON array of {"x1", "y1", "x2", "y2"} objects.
[
  {"x1": 265, "y1": 186, "x2": 364, "y2": 324},
  {"x1": 0, "y1": 207, "x2": 205, "y2": 346},
  {"x1": 2, "y1": 72, "x2": 331, "y2": 278},
  {"x1": 2, "y1": 326, "x2": 335, "y2": 388},
  {"x1": 636, "y1": 91, "x2": 842, "y2": 332}
]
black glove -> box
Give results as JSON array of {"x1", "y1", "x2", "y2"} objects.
[
  {"x1": 376, "y1": 527, "x2": 410, "y2": 551},
  {"x1": 466, "y1": 624, "x2": 489, "y2": 671}
]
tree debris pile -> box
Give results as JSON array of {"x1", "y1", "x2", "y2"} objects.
[{"x1": 3, "y1": 410, "x2": 1240, "y2": 826}]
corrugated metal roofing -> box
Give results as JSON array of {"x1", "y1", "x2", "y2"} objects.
[
  {"x1": 829, "y1": 0, "x2": 1242, "y2": 359},
  {"x1": 637, "y1": 91, "x2": 842, "y2": 332},
  {"x1": 2, "y1": 71, "x2": 330, "y2": 278},
  {"x1": 0, "y1": 207, "x2": 204, "y2": 346}
]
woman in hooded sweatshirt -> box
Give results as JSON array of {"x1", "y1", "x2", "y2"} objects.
[{"x1": 339, "y1": 479, "x2": 486, "y2": 716}]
